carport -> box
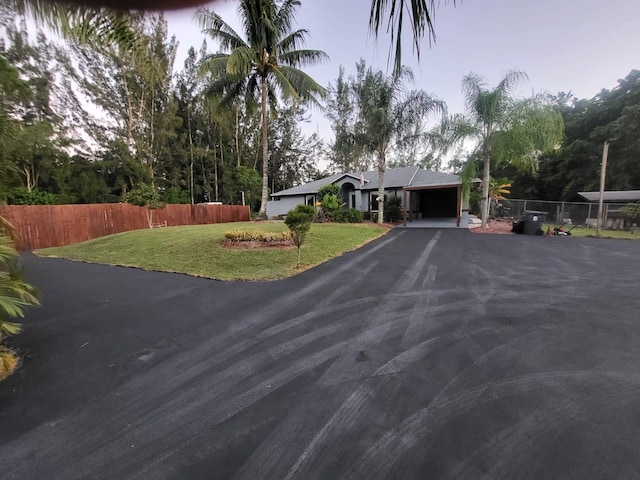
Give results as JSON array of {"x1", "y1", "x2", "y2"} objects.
[{"x1": 402, "y1": 183, "x2": 462, "y2": 227}]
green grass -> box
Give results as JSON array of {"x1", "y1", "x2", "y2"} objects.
[
  {"x1": 544, "y1": 224, "x2": 640, "y2": 240},
  {"x1": 36, "y1": 222, "x2": 389, "y2": 280}
]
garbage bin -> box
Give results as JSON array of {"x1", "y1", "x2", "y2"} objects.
[{"x1": 522, "y1": 210, "x2": 547, "y2": 235}]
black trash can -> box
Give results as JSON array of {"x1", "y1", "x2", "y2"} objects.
[{"x1": 522, "y1": 210, "x2": 547, "y2": 235}]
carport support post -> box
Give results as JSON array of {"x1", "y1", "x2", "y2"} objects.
[
  {"x1": 403, "y1": 188, "x2": 407, "y2": 226},
  {"x1": 596, "y1": 141, "x2": 610, "y2": 237},
  {"x1": 456, "y1": 185, "x2": 461, "y2": 227}
]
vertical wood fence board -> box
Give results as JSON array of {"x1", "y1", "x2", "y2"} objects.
[{"x1": 0, "y1": 204, "x2": 249, "y2": 250}]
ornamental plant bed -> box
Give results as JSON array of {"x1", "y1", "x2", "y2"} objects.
[
  {"x1": 470, "y1": 219, "x2": 514, "y2": 235},
  {"x1": 221, "y1": 229, "x2": 294, "y2": 249},
  {"x1": 222, "y1": 240, "x2": 294, "y2": 250}
]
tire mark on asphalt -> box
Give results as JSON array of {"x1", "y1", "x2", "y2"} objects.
[
  {"x1": 280, "y1": 323, "x2": 514, "y2": 480},
  {"x1": 346, "y1": 371, "x2": 640, "y2": 480},
  {"x1": 443, "y1": 385, "x2": 636, "y2": 480},
  {"x1": 119, "y1": 322, "x2": 409, "y2": 480},
  {"x1": 317, "y1": 231, "x2": 442, "y2": 387},
  {"x1": 402, "y1": 264, "x2": 438, "y2": 348},
  {"x1": 312, "y1": 260, "x2": 380, "y2": 310}
]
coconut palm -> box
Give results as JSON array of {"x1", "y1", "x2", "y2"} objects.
[
  {"x1": 5, "y1": 0, "x2": 141, "y2": 51},
  {"x1": 369, "y1": 0, "x2": 455, "y2": 73},
  {"x1": 446, "y1": 70, "x2": 564, "y2": 227},
  {"x1": 353, "y1": 63, "x2": 445, "y2": 223},
  {"x1": 196, "y1": 0, "x2": 328, "y2": 219}
]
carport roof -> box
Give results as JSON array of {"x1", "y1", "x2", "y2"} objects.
[
  {"x1": 577, "y1": 190, "x2": 640, "y2": 202},
  {"x1": 271, "y1": 166, "x2": 461, "y2": 197}
]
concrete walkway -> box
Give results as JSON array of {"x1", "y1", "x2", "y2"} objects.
[
  {"x1": 401, "y1": 212, "x2": 474, "y2": 228},
  {"x1": 1, "y1": 230, "x2": 640, "y2": 479}
]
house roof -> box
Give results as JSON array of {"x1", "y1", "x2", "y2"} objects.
[
  {"x1": 577, "y1": 190, "x2": 640, "y2": 202},
  {"x1": 271, "y1": 166, "x2": 461, "y2": 197}
]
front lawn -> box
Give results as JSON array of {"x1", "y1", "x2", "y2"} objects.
[
  {"x1": 544, "y1": 224, "x2": 640, "y2": 240},
  {"x1": 36, "y1": 222, "x2": 389, "y2": 280}
]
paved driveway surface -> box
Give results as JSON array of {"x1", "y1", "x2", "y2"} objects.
[{"x1": 1, "y1": 229, "x2": 640, "y2": 479}]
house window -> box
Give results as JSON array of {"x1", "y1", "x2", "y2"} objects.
[
  {"x1": 370, "y1": 193, "x2": 381, "y2": 211},
  {"x1": 305, "y1": 195, "x2": 316, "y2": 206},
  {"x1": 351, "y1": 194, "x2": 356, "y2": 209}
]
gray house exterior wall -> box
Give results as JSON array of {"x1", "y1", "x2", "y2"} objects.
[{"x1": 266, "y1": 167, "x2": 463, "y2": 219}]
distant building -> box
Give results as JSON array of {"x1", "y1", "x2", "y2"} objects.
[{"x1": 576, "y1": 190, "x2": 640, "y2": 229}]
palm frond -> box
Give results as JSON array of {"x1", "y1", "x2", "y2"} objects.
[
  {"x1": 226, "y1": 46, "x2": 256, "y2": 77},
  {"x1": 369, "y1": 0, "x2": 442, "y2": 74},
  {"x1": 195, "y1": 8, "x2": 248, "y2": 52},
  {"x1": 277, "y1": 49, "x2": 329, "y2": 68}
]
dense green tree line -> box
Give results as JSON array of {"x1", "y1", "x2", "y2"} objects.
[
  {"x1": 496, "y1": 70, "x2": 640, "y2": 200},
  {"x1": 0, "y1": 6, "x2": 326, "y2": 211}
]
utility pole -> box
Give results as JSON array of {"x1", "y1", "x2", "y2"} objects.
[{"x1": 596, "y1": 141, "x2": 610, "y2": 237}]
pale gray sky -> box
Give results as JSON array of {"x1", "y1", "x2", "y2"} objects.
[{"x1": 165, "y1": 0, "x2": 640, "y2": 141}]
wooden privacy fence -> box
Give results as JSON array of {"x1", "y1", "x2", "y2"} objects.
[{"x1": 0, "y1": 203, "x2": 250, "y2": 251}]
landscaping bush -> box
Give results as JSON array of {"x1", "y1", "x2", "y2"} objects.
[
  {"x1": 344, "y1": 208, "x2": 364, "y2": 223},
  {"x1": 384, "y1": 195, "x2": 403, "y2": 223},
  {"x1": 317, "y1": 183, "x2": 342, "y2": 221},
  {"x1": 224, "y1": 230, "x2": 292, "y2": 242},
  {"x1": 284, "y1": 204, "x2": 315, "y2": 267}
]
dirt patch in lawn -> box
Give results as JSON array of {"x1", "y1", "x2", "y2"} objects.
[
  {"x1": 470, "y1": 219, "x2": 514, "y2": 235},
  {"x1": 221, "y1": 240, "x2": 295, "y2": 250}
]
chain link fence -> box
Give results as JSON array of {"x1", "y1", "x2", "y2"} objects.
[{"x1": 494, "y1": 199, "x2": 628, "y2": 229}]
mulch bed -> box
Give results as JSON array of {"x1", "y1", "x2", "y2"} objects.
[
  {"x1": 221, "y1": 240, "x2": 295, "y2": 250},
  {"x1": 470, "y1": 219, "x2": 514, "y2": 235}
]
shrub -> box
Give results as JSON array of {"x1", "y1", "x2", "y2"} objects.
[
  {"x1": 345, "y1": 208, "x2": 364, "y2": 223},
  {"x1": 284, "y1": 204, "x2": 315, "y2": 267},
  {"x1": 622, "y1": 203, "x2": 640, "y2": 226},
  {"x1": 6, "y1": 187, "x2": 58, "y2": 205},
  {"x1": 384, "y1": 195, "x2": 403, "y2": 223},
  {"x1": 163, "y1": 187, "x2": 190, "y2": 204},
  {"x1": 224, "y1": 230, "x2": 292, "y2": 242},
  {"x1": 317, "y1": 184, "x2": 343, "y2": 221}
]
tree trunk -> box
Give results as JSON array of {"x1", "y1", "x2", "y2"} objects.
[
  {"x1": 214, "y1": 145, "x2": 219, "y2": 202},
  {"x1": 481, "y1": 149, "x2": 491, "y2": 228},
  {"x1": 377, "y1": 147, "x2": 386, "y2": 224},
  {"x1": 188, "y1": 111, "x2": 195, "y2": 204},
  {"x1": 258, "y1": 75, "x2": 269, "y2": 219},
  {"x1": 235, "y1": 105, "x2": 241, "y2": 168}
]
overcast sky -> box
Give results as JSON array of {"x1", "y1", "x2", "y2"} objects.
[{"x1": 165, "y1": 0, "x2": 640, "y2": 142}]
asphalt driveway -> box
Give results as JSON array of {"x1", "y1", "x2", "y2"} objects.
[{"x1": 1, "y1": 229, "x2": 640, "y2": 479}]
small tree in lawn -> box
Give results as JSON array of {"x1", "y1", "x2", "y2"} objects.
[
  {"x1": 125, "y1": 184, "x2": 166, "y2": 228},
  {"x1": 284, "y1": 204, "x2": 315, "y2": 268}
]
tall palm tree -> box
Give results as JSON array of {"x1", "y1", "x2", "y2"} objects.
[
  {"x1": 6, "y1": 0, "x2": 142, "y2": 51},
  {"x1": 196, "y1": 0, "x2": 328, "y2": 219},
  {"x1": 354, "y1": 63, "x2": 445, "y2": 223},
  {"x1": 447, "y1": 70, "x2": 564, "y2": 227},
  {"x1": 369, "y1": 0, "x2": 455, "y2": 73}
]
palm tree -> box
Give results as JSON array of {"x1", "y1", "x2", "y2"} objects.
[
  {"x1": 354, "y1": 62, "x2": 445, "y2": 223},
  {"x1": 369, "y1": 0, "x2": 455, "y2": 73},
  {"x1": 6, "y1": 0, "x2": 142, "y2": 51},
  {"x1": 0, "y1": 234, "x2": 39, "y2": 381},
  {"x1": 196, "y1": 0, "x2": 328, "y2": 219},
  {"x1": 447, "y1": 70, "x2": 564, "y2": 227}
]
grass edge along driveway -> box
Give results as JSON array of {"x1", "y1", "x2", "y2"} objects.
[{"x1": 36, "y1": 222, "x2": 390, "y2": 281}]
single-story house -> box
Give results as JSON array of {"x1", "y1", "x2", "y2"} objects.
[
  {"x1": 576, "y1": 190, "x2": 640, "y2": 229},
  {"x1": 266, "y1": 166, "x2": 469, "y2": 226}
]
